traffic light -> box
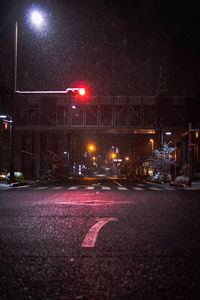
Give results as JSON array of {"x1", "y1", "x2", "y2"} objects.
[
  {"x1": 195, "y1": 131, "x2": 199, "y2": 139},
  {"x1": 3, "y1": 122, "x2": 9, "y2": 131},
  {"x1": 66, "y1": 88, "x2": 86, "y2": 97}
]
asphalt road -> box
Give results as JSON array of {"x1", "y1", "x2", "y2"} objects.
[{"x1": 0, "y1": 178, "x2": 200, "y2": 300}]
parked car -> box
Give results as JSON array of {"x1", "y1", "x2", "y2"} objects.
[{"x1": 0, "y1": 169, "x2": 7, "y2": 181}]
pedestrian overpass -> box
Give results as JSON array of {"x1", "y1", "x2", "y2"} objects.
[{"x1": 14, "y1": 93, "x2": 185, "y2": 132}]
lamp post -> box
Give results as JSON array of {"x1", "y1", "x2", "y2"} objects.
[{"x1": 9, "y1": 10, "x2": 44, "y2": 183}]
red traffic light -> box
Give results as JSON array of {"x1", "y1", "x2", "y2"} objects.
[
  {"x1": 78, "y1": 88, "x2": 86, "y2": 96},
  {"x1": 66, "y1": 88, "x2": 86, "y2": 97}
]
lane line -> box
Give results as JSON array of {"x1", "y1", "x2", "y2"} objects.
[{"x1": 81, "y1": 218, "x2": 118, "y2": 247}]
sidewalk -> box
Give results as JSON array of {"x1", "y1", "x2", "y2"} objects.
[
  {"x1": 185, "y1": 181, "x2": 200, "y2": 190},
  {"x1": 0, "y1": 180, "x2": 37, "y2": 189},
  {"x1": 147, "y1": 180, "x2": 200, "y2": 190}
]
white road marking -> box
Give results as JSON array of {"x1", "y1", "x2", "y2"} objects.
[
  {"x1": 67, "y1": 186, "x2": 78, "y2": 190},
  {"x1": 81, "y1": 218, "x2": 118, "y2": 247},
  {"x1": 137, "y1": 183, "x2": 144, "y2": 187},
  {"x1": 86, "y1": 186, "x2": 95, "y2": 190},
  {"x1": 112, "y1": 179, "x2": 123, "y2": 187},
  {"x1": 35, "y1": 186, "x2": 48, "y2": 190},
  {"x1": 51, "y1": 186, "x2": 63, "y2": 190},
  {"x1": 148, "y1": 187, "x2": 162, "y2": 191},
  {"x1": 132, "y1": 187, "x2": 144, "y2": 191},
  {"x1": 117, "y1": 186, "x2": 128, "y2": 190},
  {"x1": 15, "y1": 185, "x2": 30, "y2": 189},
  {"x1": 102, "y1": 186, "x2": 111, "y2": 190},
  {"x1": 164, "y1": 187, "x2": 174, "y2": 191}
]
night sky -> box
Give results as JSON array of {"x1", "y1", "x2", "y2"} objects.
[{"x1": 0, "y1": 0, "x2": 200, "y2": 96}]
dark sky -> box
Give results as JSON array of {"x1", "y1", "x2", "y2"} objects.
[{"x1": 0, "y1": 0, "x2": 200, "y2": 95}]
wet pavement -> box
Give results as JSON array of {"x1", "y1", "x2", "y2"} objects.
[{"x1": 0, "y1": 179, "x2": 200, "y2": 299}]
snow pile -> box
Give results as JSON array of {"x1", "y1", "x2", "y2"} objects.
[
  {"x1": 6, "y1": 172, "x2": 24, "y2": 183},
  {"x1": 174, "y1": 175, "x2": 190, "y2": 187},
  {"x1": 152, "y1": 172, "x2": 172, "y2": 183}
]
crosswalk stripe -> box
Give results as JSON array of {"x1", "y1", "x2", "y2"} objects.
[
  {"x1": 137, "y1": 184, "x2": 144, "y2": 187},
  {"x1": 86, "y1": 186, "x2": 95, "y2": 190},
  {"x1": 67, "y1": 186, "x2": 78, "y2": 190},
  {"x1": 164, "y1": 187, "x2": 174, "y2": 191},
  {"x1": 51, "y1": 186, "x2": 63, "y2": 190},
  {"x1": 102, "y1": 186, "x2": 111, "y2": 190},
  {"x1": 117, "y1": 186, "x2": 128, "y2": 190},
  {"x1": 148, "y1": 187, "x2": 162, "y2": 191},
  {"x1": 35, "y1": 186, "x2": 48, "y2": 190},
  {"x1": 133, "y1": 187, "x2": 144, "y2": 191}
]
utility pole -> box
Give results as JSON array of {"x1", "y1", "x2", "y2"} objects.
[
  {"x1": 188, "y1": 123, "x2": 192, "y2": 187},
  {"x1": 187, "y1": 123, "x2": 200, "y2": 187}
]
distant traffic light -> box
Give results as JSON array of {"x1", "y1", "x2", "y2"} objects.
[
  {"x1": 195, "y1": 131, "x2": 199, "y2": 139},
  {"x1": 66, "y1": 88, "x2": 86, "y2": 97},
  {"x1": 3, "y1": 122, "x2": 9, "y2": 131}
]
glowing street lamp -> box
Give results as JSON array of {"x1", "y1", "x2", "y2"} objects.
[
  {"x1": 150, "y1": 139, "x2": 154, "y2": 155},
  {"x1": 111, "y1": 153, "x2": 116, "y2": 159},
  {"x1": 87, "y1": 144, "x2": 96, "y2": 152},
  {"x1": 161, "y1": 132, "x2": 172, "y2": 145},
  {"x1": 9, "y1": 9, "x2": 45, "y2": 183},
  {"x1": 30, "y1": 10, "x2": 44, "y2": 26}
]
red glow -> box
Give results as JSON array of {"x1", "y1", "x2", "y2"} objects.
[{"x1": 79, "y1": 88, "x2": 86, "y2": 96}]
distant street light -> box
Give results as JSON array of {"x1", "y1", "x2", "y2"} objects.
[
  {"x1": 161, "y1": 132, "x2": 172, "y2": 145},
  {"x1": 150, "y1": 139, "x2": 154, "y2": 155},
  {"x1": 87, "y1": 144, "x2": 96, "y2": 152},
  {"x1": 111, "y1": 153, "x2": 116, "y2": 159},
  {"x1": 9, "y1": 9, "x2": 45, "y2": 183}
]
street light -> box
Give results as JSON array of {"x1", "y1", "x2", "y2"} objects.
[
  {"x1": 30, "y1": 10, "x2": 44, "y2": 26},
  {"x1": 87, "y1": 144, "x2": 96, "y2": 152},
  {"x1": 111, "y1": 153, "x2": 116, "y2": 159},
  {"x1": 9, "y1": 10, "x2": 45, "y2": 183},
  {"x1": 150, "y1": 139, "x2": 154, "y2": 155},
  {"x1": 161, "y1": 132, "x2": 172, "y2": 145}
]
